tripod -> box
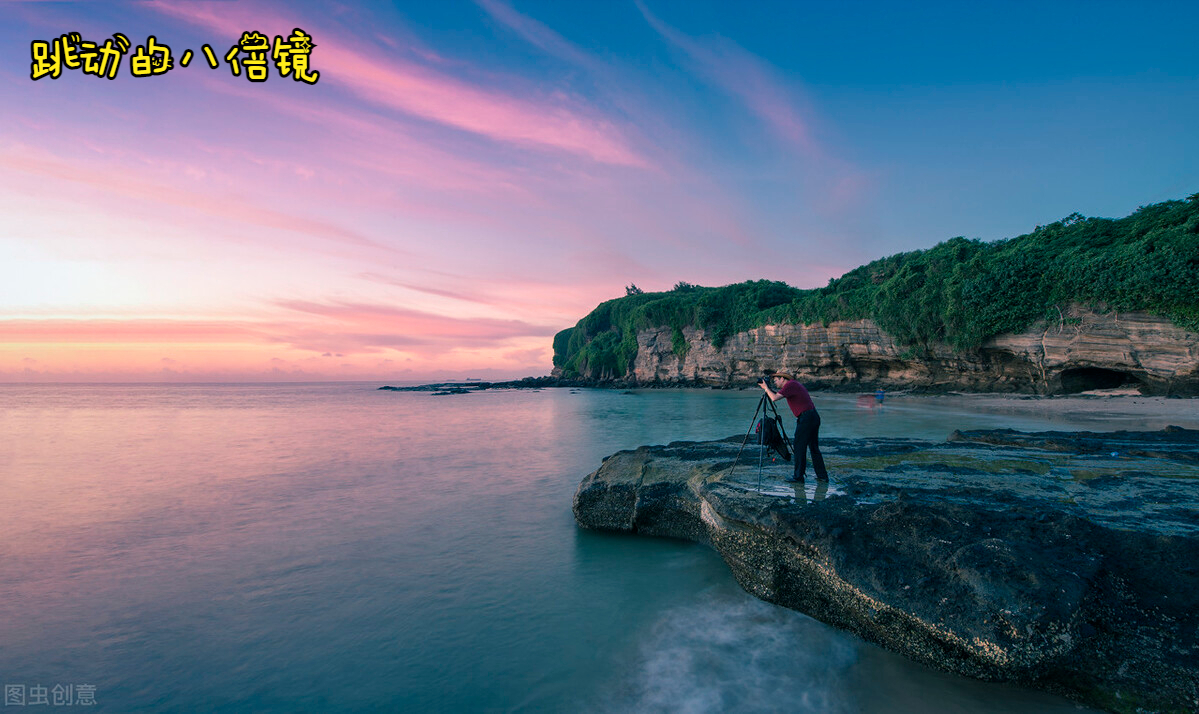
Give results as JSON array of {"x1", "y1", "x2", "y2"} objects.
[{"x1": 727, "y1": 391, "x2": 789, "y2": 493}]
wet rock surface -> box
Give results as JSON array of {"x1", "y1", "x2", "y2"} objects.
[{"x1": 573, "y1": 427, "x2": 1199, "y2": 713}]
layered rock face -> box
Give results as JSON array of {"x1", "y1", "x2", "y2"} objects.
[
  {"x1": 573, "y1": 428, "x2": 1199, "y2": 713},
  {"x1": 631, "y1": 307, "x2": 1199, "y2": 395}
]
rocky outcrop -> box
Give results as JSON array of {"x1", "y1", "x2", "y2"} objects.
[
  {"x1": 631, "y1": 306, "x2": 1199, "y2": 395},
  {"x1": 378, "y1": 376, "x2": 600, "y2": 392},
  {"x1": 573, "y1": 428, "x2": 1199, "y2": 713}
]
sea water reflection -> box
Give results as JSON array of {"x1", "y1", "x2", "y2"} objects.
[{"x1": 5, "y1": 384, "x2": 1188, "y2": 711}]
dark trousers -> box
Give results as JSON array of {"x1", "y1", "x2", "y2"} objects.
[{"x1": 793, "y1": 409, "x2": 828, "y2": 480}]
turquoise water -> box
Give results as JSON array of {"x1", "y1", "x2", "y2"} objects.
[{"x1": 4, "y1": 383, "x2": 1176, "y2": 712}]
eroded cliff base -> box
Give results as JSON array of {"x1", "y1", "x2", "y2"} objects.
[
  {"x1": 573, "y1": 427, "x2": 1199, "y2": 713},
  {"x1": 630, "y1": 307, "x2": 1199, "y2": 396}
]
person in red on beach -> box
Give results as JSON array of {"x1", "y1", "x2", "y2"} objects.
[{"x1": 758, "y1": 371, "x2": 829, "y2": 483}]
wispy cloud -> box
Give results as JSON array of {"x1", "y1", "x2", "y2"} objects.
[
  {"x1": 0, "y1": 304, "x2": 560, "y2": 376},
  {"x1": 0, "y1": 318, "x2": 271, "y2": 343},
  {"x1": 476, "y1": 0, "x2": 599, "y2": 71},
  {"x1": 152, "y1": 1, "x2": 652, "y2": 167},
  {"x1": 358, "y1": 273, "x2": 495, "y2": 306},
  {"x1": 188, "y1": 76, "x2": 538, "y2": 213},
  {"x1": 634, "y1": 2, "x2": 877, "y2": 230},
  {"x1": 271, "y1": 299, "x2": 559, "y2": 353},
  {"x1": 0, "y1": 1, "x2": 898, "y2": 383},
  {"x1": 0, "y1": 144, "x2": 397, "y2": 255},
  {"x1": 635, "y1": 1, "x2": 817, "y2": 154}
]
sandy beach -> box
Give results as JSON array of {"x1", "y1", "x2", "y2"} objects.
[{"x1": 899, "y1": 391, "x2": 1199, "y2": 430}]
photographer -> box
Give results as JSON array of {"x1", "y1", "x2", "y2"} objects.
[{"x1": 759, "y1": 371, "x2": 829, "y2": 483}]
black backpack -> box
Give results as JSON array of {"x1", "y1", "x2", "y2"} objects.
[{"x1": 756, "y1": 415, "x2": 792, "y2": 461}]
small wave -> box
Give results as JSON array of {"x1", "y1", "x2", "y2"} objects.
[{"x1": 598, "y1": 587, "x2": 857, "y2": 714}]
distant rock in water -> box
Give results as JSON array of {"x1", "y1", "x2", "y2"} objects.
[
  {"x1": 573, "y1": 427, "x2": 1199, "y2": 713},
  {"x1": 378, "y1": 376, "x2": 597, "y2": 392},
  {"x1": 378, "y1": 382, "x2": 491, "y2": 392}
]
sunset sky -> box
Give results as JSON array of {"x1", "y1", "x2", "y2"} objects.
[{"x1": 2, "y1": 1, "x2": 1197, "y2": 382}]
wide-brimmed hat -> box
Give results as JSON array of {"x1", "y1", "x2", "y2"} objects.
[{"x1": 767, "y1": 371, "x2": 793, "y2": 380}]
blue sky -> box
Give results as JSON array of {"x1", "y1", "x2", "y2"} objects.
[{"x1": 1, "y1": 1, "x2": 1196, "y2": 380}]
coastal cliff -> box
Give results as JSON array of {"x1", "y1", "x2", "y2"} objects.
[
  {"x1": 573, "y1": 428, "x2": 1199, "y2": 713},
  {"x1": 553, "y1": 198, "x2": 1199, "y2": 395},
  {"x1": 631, "y1": 305, "x2": 1199, "y2": 395}
]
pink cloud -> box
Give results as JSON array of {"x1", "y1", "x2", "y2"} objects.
[
  {"x1": 0, "y1": 302, "x2": 562, "y2": 366},
  {"x1": 468, "y1": 2, "x2": 811, "y2": 256},
  {"x1": 152, "y1": 1, "x2": 652, "y2": 167},
  {"x1": 191, "y1": 76, "x2": 527, "y2": 196},
  {"x1": 358, "y1": 270, "x2": 642, "y2": 327},
  {"x1": 502, "y1": 345, "x2": 551, "y2": 364},
  {"x1": 273, "y1": 299, "x2": 558, "y2": 341},
  {"x1": 358, "y1": 273, "x2": 494, "y2": 306},
  {"x1": 635, "y1": 2, "x2": 877, "y2": 220},
  {"x1": 0, "y1": 144, "x2": 398, "y2": 255},
  {"x1": 0, "y1": 319, "x2": 271, "y2": 342}
]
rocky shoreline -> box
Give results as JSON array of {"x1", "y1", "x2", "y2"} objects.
[
  {"x1": 572, "y1": 427, "x2": 1199, "y2": 713},
  {"x1": 625, "y1": 307, "x2": 1199, "y2": 396}
]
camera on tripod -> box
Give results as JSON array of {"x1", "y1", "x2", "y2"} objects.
[{"x1": 725, "y1": 379, "x2": 793, "y2": 492}]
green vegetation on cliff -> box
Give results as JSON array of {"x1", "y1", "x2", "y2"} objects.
[{"x1": 554, "y1": 196, "x2": 1199, "y2": 379}]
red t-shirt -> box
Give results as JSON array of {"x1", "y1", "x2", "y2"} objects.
[{"x1": 778, "y1": 380, "x2": 815, "y2": 417}]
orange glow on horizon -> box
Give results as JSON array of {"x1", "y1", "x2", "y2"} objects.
[{"x1": 0, "y1": 317, "x2": 556, "y2": 382}]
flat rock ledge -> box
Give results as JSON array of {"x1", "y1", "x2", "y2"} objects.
[{"x1": 572, "y1": 427, "x2": 1199, "y2": 713}]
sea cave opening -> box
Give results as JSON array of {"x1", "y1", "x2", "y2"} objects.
[{"x1": 1059, "y1": 367, "x2": 1141, "y2": 394}]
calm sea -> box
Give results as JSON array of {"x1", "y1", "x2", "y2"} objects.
[{"x1": 6, "y1": 383, "x2": 1188, "y2": 712}]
